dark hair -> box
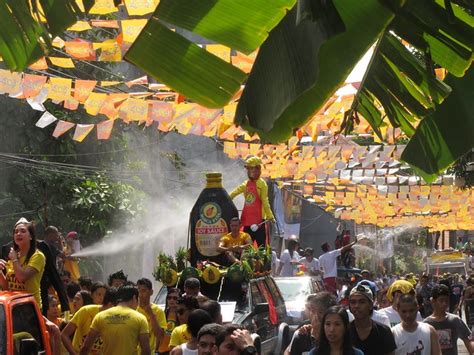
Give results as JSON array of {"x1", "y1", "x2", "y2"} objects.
[
  {"x1": 78, "y1": 276, "x2": 93, "y2": 291},
  {"x1": 103, "y1": 287, "x2": 118, "y2": 306},
  {"x1": 184, "y1": 277, "x2": 200, "y2": 290},
  {"x1": 77, "y1": 290, "x2": 93, "y2": 306},
  {"x1": 137, "y1": 278, "x2": 153, "y2": 290},
  {"x1": 66, "y1": 282, "x2": 81, "y2": 299},
  {"x1": 116, "y1": 285, "x2": 139, "y2": 302},
  {"x1": 230, "y1": 217, "x2": 240, "y2": 224},
  {"x1": 304, "y1": 247, "x2": 314, "y2": 256},
  {"x1": 177, "y1": 296, "x2": 200, "y2": 311},
  {"x1": 13, "y1": 221, "x2": 37, "y2": 265},
  {"x1": 216, "y1": 324, "x2": 245, "y2": 347},
  {"x1": 91, "y1": 281, "x2": 107, "y2": 294},
  {"x1": 318, "y1": 306, "x2": 354, "y2": 355},
  {"x1": 44, "y1": 226, "x2": 59, "y2": 237},
  {"x1": 107, "y1": 270, "x2": 128, "y2": 286},
  {"x1": 398, "y1": 294, "x2": 418, "y2": 307},
  {"x1": 61, "y1": 270, "x2": 71, "y2": 278},
  {"x1": 187, "y1": 309, "x2": 213, "y2": 338},
  {"x1": 307, "y1": 291, "x2": 338, "y2": 310},
  {"x1": 321, "y1": 242, "x2": 330, "y2": 253},
  {"x1": 288, "y1": 239, "x2": 299, "y2": 258},
  {"x1": 198, "y1": 323, "x2": 224, "y2": 341},
  {"x1": 431, "y1": 284, "x2": 450, "y2": 300},
  {"x1": 200, "y1": 300, "x2": 222, "y2": 323}
]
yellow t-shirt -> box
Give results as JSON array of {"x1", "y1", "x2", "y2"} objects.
[
  {"x1": 6, "y1": 250, "x2": 45, "y2": 307},
  {"x1": 220, "y1": 231, "x2": 251, "y2": 248},
  {"x1": 169, "y1": 324, "x2": 190, "y2": 348},
  {"x1": 91, "y1": 305, "x2": 149, "y2": 355},
  {"x1": 70, "y1": 304, "x2": 103, "y2": 353},
  {"x1": 136, "y1": 303, "x2": 167, "y2": 352},
  {"x1": 158, "y1": 311, "x2": 178, "y2": 352}
]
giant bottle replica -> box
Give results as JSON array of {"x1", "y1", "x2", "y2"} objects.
[{"x1": 189, "y1": 172, "x2": 238, "y2": 266}]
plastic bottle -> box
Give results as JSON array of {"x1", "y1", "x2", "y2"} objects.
[{"x1": 189, "y1": 172, "x2": 239, "y2": 266}]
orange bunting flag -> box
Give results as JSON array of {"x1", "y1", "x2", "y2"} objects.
[
  {"x1": 48, "y1": 57, "x2": 75, "y2": 68},
  {"x1": 53, "y1": 120, "x2": 75, "y2": 138},
  {"x1": 121, "y1": 19, "x2": 147, "y2": 43},
  {"x1": 22, "y1": 74, "x2": 48, "y2": 98},
  {"x1": 124, "y1": 0, "x2": 157, "y2": 15},
  {"x1": 48, "y1": 78, "x2": 72, "y2": 101},
  {"x1": 85, "y1": 92, "x2": 107, "y2": 115},
  {"x1": 96, "y1": 119, "x2": 115, "y2": 140},
  {"x1": 65, "y1": 40, "x2": 96, "y2": 60},
  {"x1": 74, "y1": 80, "x2": 97, "y2": 103},
  {"x1": 149, "y1": 101, "x2": 174, "y2": 123},
  {"x1": 29, "y1": 57, "x2": 48, "y2": 70},
  {"x1": 91, "y1": 20, "x2": 119, "y2": 28},
  {"x1": 64, "y1": 96, "x2": 80, "y2": 110},
  {"x1": 231, "y1": 51, "x2": 257, "y2": 73},
  {"x1": 126, "y1": 75, "x2": 148, "y2": 88},
  {"x1": 73, "y1": 124, "x2": 94, "y2": 142}
]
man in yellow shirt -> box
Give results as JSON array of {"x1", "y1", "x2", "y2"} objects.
[
  {"x1": 218, "y1": 218, "x2": 252, "y2": 264},
  {"x1": 61, "y1": 287, "x2": 117, "y2": 354},
  {"x1": 80, "y1": 285, "x2": 150, "y2": 355},
  {"x1": 137, "y1": 278, "x2": 167, "y2": 354},
  {"x1": 169, "y1": 297, "x2": 200, "y2": 349},
  {"x1": 229, "y1": 156, "x2": 275, "y2": 246}
]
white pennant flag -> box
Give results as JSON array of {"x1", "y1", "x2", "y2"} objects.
[{"x1": 35, "y1": 111, "x2": 58, "y2": 128}]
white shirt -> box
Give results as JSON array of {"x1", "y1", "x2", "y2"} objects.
[
  {"x1": 381, "y1": 305, "x2": 422, "y2": 327},
  {"x1": 319, "y1": 249, "x2": 341, "y2": 278},
  {"x1": 279, "y1": 250, "x2": 300, "y2": 277},
  {"x1": 299, "y1": 257, "x2": 320, "y2": 275},
  {"x1": 392, "y1": 322, "x2": 432, "y2": 355}
]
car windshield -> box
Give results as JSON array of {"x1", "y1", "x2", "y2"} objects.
[{"x1": 276, "y1": 278, "x2": 311, "y2": 302}]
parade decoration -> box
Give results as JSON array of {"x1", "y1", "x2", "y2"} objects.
[{"x1": 152, "y1": 247, "x2": 188, "y2": 287}]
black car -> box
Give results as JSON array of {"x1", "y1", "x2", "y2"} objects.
[{"x1": 155, "y1": 275, "x2": 290, "y2": 354}]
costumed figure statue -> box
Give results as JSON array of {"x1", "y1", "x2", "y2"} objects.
[{"x1": 229, "y1": 156, "x2": 275, "y2": 246}]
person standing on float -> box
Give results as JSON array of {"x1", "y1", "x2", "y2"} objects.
[{"x1": 229, "y1": 156, "x2": 275, "y2": 246}]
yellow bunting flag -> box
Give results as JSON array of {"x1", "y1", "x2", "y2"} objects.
[
  {"x1": 124, "y1": 0, "x2": 157, "y2": 15},
  {"x1": 74, "y1": 80, "x2": 97, "y2": 103},
  {"x1": 85, "y1": 92, "x2": 107, "y2": 115},
  {"x1": 48, "y1": 57, "x2": 75, "y2": 68},
  {"x1": 121, "y1": 19, "x2": 147, "y2": 43},
  {"x1": 97, "y1": 119, "x2": 115, "y2": 140},
  {"x1": 73, "y1": 124, "x2": 94, "y2": 142},
  {"x1": 0, "y1": 70, "x2": 22, "y2": 95},
  {"x1": 99, "y1": 40, "x2": 122, "y2": 61},
  {"x1": 89, "y1": 0, "x2": 118, "y2": 15},
  {"x1": 22, "y1": 74, "x2": 47, "y2": 98},
  {"x1": 100, "y1": 81, "x2": 120, "y2": 86},
  {"x1": 206, "y1": 44, "x2": 231, "y2": 62},
  {"x1": 53, "y1": 120, "x2": 75, "y2": 138},
  {"x1": 67, "y1": 21, "x2": 92, "y2": 32},
  {"x1": 126, "y1": 98, "x2": 149, "y2": 121},
  {"x1": 48, "y1": 78, "x2": 72, "y2": 101}
]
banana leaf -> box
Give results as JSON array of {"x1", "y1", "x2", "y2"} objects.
[{"x1": 401, "y1": 67, "x2": 474, "y2": 182}]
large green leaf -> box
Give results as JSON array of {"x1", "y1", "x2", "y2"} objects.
[
  {"x1": 0, "y1": 0, "x2": 81, "y2": 71},
  {"x1": 235, "y1": 0, "x2": 399, "y2": 142},
  {"x1": 401, "y1": 67, "x2": 474, "y2": 182},
  {"x1": 156, "y1": 0, "x2": 296, "y2": 54},
  {"x1": 125, "y1": 19, "x2": 246, "y2": 108}
]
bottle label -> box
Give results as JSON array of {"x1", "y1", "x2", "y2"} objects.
[{"x1": 195, "y1": 202, "x2": 227, "y2": 256}]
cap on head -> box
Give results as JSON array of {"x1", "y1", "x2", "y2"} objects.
[
  {"x1": 15, "y1": 217, "x2": 29, "y2": 226},
  {"x1": 244, "y1": 156, "x2": 262, "y2": 168},
  {"x1": 66, "y1": 231, "x2": 78, "y2": 239},
  {"x1": 350, "y1": 284, "x2": 374, "y2": 303}
]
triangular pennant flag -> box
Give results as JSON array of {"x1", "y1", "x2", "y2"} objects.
[
  {"x1": 35, "y1": 111, "x2": 58, "y2": 128},
  {"x1": 22, "y1": 74, "x2": 48, "y2": 98},
  {"x1": 96, "y1": 119, "x2": 115, "y2": 140},
  {"x1": 73, "y1": 124, "x2": 94, "y2": 142},
  {"x1": 52, "y1": 120, "x2": 75, "y2": 138}
]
